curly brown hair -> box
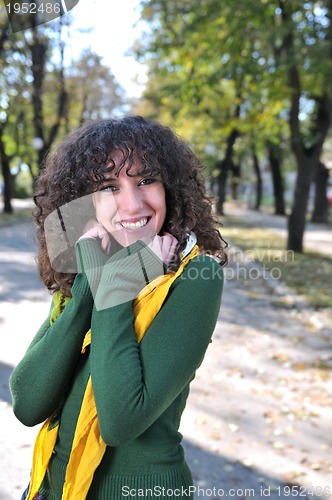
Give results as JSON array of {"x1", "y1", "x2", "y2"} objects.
[{"x1": 34, "y1": 116, "x2": 227, "y2": 296}]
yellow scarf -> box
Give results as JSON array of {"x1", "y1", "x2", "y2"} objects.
[{"x1": 26, "y1": 246, "x2": 199, "y2": 500}]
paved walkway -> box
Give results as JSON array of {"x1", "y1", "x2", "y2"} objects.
[{"x1": 0, "y1": 209, "x2": 331, "y2": 499}]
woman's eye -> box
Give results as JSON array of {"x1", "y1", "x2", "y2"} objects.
[
  {"x1": 100, "y1": 185, "x2": 118, "y2": 192},
  {"x1": 139, "y1": 178, "x2": 155, "y2": 186}
]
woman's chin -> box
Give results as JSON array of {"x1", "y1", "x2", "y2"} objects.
[{"x1": 111, "y1": 228, "x2": 156, "y2": 248}]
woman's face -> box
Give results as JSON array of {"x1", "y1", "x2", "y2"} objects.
[{"x1": 92, "y1": 152, "x2": 167, "y2": 247}]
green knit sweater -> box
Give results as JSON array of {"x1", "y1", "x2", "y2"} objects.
[{"x1": 10, "y1": 243, "x2": 223, "y2": 500}]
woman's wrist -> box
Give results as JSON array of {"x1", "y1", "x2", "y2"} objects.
[{"x1": 75, "y1": 238, "x2": 109, "y2": 295}]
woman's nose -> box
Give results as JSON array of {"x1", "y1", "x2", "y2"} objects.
[{"x1": 118, "y1": 186, "x2": 143, "y2": 213}]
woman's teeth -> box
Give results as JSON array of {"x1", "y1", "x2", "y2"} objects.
[{"x1": 121, "y1": 217, "x2": 149, "y2": 229}]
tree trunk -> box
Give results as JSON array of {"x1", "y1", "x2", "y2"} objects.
[
  {"x1": 30, "y1": 29, "x2": 47, "y2": 141},
  {"x1": 287, "y1": 156, "x2": 315, "y2": 252},
  {"x1": 44, "y1": 18, "x2": 67, "y2": 164},
  {"x1": 216, "y1": 128, "x2": 238, "y2": 215},
  {"x1": 29, "y1": 20, "x2": 47, "y2": 168},
  {"x1": 311, "y1": 161, "x2": 329, "y2": 223},
  {"x1": 216, "y1": 161, "x2": 227, "y2": 215},
  {"x1": 230, "y1": 163, "x2": 241, "y2": 200},
  {"x1": 267, "y1": 141, "x2": 286, "y2": 215},
  {"x1": 252, "y1": 152, "x2": 262, "y2": 210},
  {"x1": 279, "y1": 1, "x2": 332, "y2": 252},
  {"x1": 0, "y1": 146, "x2": 13, "y2": 214},
  {"x1": 0, "y1": 20, "x2": 13, "y2": 213},
  {"x1": 29, "y1": 18, "x2": 67, "y2": 170}
]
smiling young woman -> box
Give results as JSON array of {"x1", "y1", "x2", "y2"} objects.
[{"x1": 10, "y1": 116, "x2": 227, "y2": 500}]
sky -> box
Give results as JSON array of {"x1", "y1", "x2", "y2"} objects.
[{"x1": 64, "y1": 0, "x2": 148, "y2": 98}]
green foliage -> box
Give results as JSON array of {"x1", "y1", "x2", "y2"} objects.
[
  {"x1": 0, "y1": 14, "x2": 126, "y2": 215},
  {"x1": 135, "y1": 0, "x2": 331, "y2": 171},
  {"x1": 64, "y1": 49, "x2": 125, "y2": 128},
  {"x1": 14, "y1": 170, "x2": 33, "y2": 198}
]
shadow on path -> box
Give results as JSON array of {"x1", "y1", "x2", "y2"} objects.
[
  {"x1": 0, "y1": 221, "x2": 48, "y2": 304},
  {"x1": 0, "y1": 361, "x2": 13, "y2": 405},
  {"x1": 183, "y1": 439, "x2": 327, "y2": 499}
]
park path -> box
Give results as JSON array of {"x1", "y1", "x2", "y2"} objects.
[
  {"x1": 222, "y1": 202, "x2": 332, "y2": 257},
  {"x1": 0, "y1": 212, "x2": 331, "y2": 500}
]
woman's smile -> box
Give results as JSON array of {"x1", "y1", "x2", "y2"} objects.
[{"x1": 118, "y1": 216, "x2": 151, "y2": 230}]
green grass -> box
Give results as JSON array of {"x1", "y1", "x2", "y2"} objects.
[
  {"x1": 0, "y1": 207, "x2": 33, "y2": 226},
  {"x1": 220, "y1": 220, "x2": 332, "y2": 309}
]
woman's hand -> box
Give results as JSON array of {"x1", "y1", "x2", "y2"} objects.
[
  {"x1": 93, "y1": 233, "x2": 179, "y2": 310},
  {"x1": 78, "y1": 220, "x2": 112, "y2": 255},
  {"x1": 147, "y1": 232, "x2": 179, "y2": 267}
]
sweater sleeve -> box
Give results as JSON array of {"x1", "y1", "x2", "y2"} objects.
[
  {"x1": 9, "y1": 273, "x2": 94, "y2": 427},
  {"x1": 94, "y1": 240, "x2": 165, "y2": 310},
  {"x1": 90, "y1": 255, "x2": 223, "y2": 446}
]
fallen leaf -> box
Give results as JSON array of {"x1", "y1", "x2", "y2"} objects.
[
  {"x1": 228, "y1": 423, "x2": 239, "y2": 432},
  {"x1": 210, "y1": 432, "x2": 222, "y2": 440},
  {"x1": 272, "y1": 441, "x2": 285, "y2": 449}
]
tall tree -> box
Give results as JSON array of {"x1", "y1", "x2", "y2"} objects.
[
  {"x1": 0, "y1": 17, "x2": 13, "y2": 212},
  {"x1": 65, "y1": 49, "x2": 125, "y2": 128},
  {"x1": 137, "y1": 0, "x2": 289, "y2": 212},
  {"x1": 26, "y1": 15, "x2": 68, "y2": 167},
  {"x1": 0, "y1": 13, "x2": 69, "y2": 214},
  {"x1": 277, "y1": 1, "x2": 332, "y2": 251},
  {"x1": 1, "y1": 14, "x2": 126, "y2": 214}
]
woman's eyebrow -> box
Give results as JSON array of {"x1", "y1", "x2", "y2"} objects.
[{"x1": 103, "y1": 176, "x2": 118, "y2": 182}]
